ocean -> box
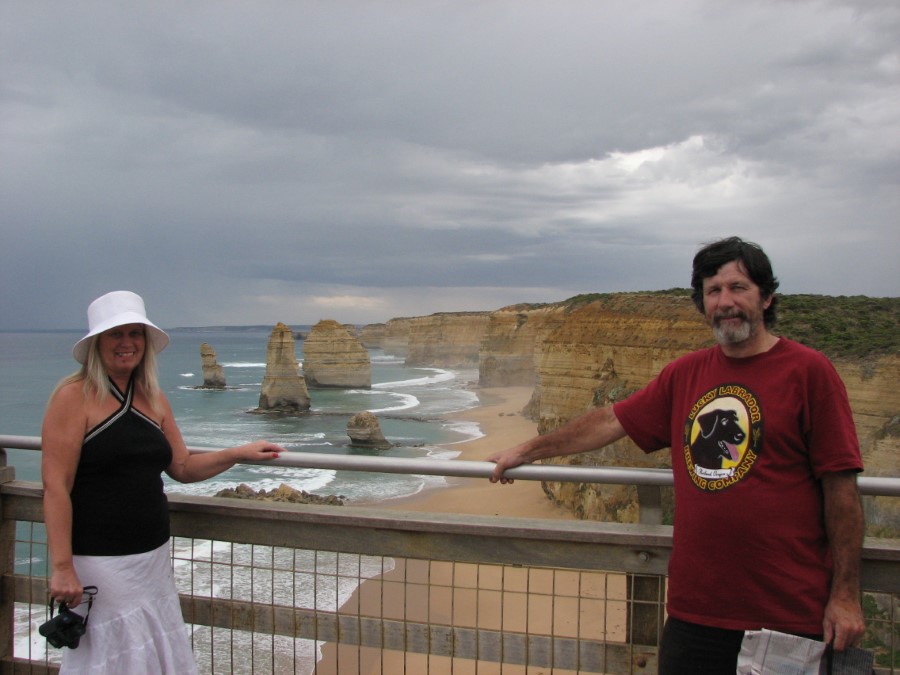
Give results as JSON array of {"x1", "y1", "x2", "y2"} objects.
[
  {"x1": 2, "y1": 327, "x2": 484, "y2": 671},
  {"x1": 0, "y1": 327, "x2": 483, "y2": 497}
]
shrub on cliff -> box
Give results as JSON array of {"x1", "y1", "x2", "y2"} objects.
[
  {"x1": 777, "y1": 295, "x2": 899, "y2": 359},
  {"x1": 559, "y1": 290, "x2": 898, "y2": 359}
]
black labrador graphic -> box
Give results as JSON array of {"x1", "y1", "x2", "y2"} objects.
[{"x1": 691, "y1": 408, "x2": 746, "y2": 469}]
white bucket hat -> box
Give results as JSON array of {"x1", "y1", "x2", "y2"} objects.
[{"x1": 72, "y1": 290, "x2": 169, "y2": 364}]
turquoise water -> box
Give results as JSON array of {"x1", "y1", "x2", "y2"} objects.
[
  {"x1": 0, "y1": 327, "x2": 483, "y2": 502},
  {"x1": 4, "y1": 328, "x2": 486, "y2": 669}
]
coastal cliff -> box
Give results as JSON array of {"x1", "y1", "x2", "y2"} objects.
[
  {"x1": 359, "y1": 323, "x2": 386, "y2": 349},
  {"x1": 499, "y1": 293, "x2": 898, "y2": 531},
  {"x1": 386, "y1": 312, "x2": 492, "y2": 368},
  {"x1": 508, "y1": 294, "x2": 714, "y2": 523},
  {"x1": 478, "y1": 304, "x2": 569, "y2": 387},
  {"x1": 382, "y1": 317, "x2": 413, "y2": 358},
  {"x1": 365, "y1": 292, "x2": 899, "y2": 531}
]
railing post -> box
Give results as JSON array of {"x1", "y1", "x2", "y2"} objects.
[
  {"x1": 630, "y1": 486, "x2": 665, "y2": 666},
  {"x1": 0, "y1": 448, "x2": 16, "y2": 673},
  {"x1": 636, "y1": 485, "x2": 663, "y2": 526},
  {"x1": 626, "y1": 573, "x2": 665, "y2": 658}
]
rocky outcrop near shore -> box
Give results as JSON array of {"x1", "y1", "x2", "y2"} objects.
[
  {"x1": 256, "y1": 322, "x2": 311, "y2": 412},
  {"x1": 215, "y1": 483, "x2": 345, "y2": 506},
  {"x1": 199, "y1": 342, "x2": 226, "y2": 389},
  {"x1": 347, "y1": 411, "x2": 392, "y2": 449},
  {"x1": 302, "y1": 319, "x2": 372, "y2": 388}
]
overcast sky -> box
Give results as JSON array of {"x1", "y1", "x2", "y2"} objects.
[{"x1": 2, "y1": 0, "x2": 898, "y2": 331}]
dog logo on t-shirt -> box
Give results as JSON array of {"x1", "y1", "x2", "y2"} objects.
[{"x1": 683, "y1": 383, "x2": 763, "y2": 492}]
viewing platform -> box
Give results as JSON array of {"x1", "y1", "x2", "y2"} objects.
[{"x1": 2, "y1": 435, "x2": 898, "y2": 674}]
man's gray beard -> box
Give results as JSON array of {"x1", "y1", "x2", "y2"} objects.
[{"x1": 713, "y1": 318, "x2": 753, "y2": 346}]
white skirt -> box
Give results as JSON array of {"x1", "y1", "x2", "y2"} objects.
[{"x1": 62, "y1": 542, "x2": 198, "y2": 675}]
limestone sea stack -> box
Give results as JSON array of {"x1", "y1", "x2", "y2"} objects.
[
  {"x1": 256, "y1": 322, "x2": 311, "y2": 412},
  {"x1": 302, "y1": 319, "x2": 372, "y2": 388},
  {"x1": 347, "y1": 411, "x2": 392, "y2": 449},
  {"x1": 199, "y1": 342, "x2": 226, "y2": 389}
]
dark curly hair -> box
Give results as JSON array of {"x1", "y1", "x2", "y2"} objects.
[{"x1": 690, "y1": 236, "x2": 779, "y2": 328}]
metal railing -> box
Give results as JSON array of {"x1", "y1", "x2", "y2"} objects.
[{"x1": 2, "y1": 435, "x2": 899, "y2": 674}]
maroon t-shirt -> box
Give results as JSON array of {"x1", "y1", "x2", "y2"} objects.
[{"x1": 614, "y1": 338, "x2": 862, "y2": 634}]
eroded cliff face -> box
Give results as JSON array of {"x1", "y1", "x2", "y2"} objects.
[
  {"x1": 363, "y1": 294, "x2": 898, "y2": 531},
  {"x1": 523, "y1": 296, "x2": 898, "y2": 533},
  {"x1": 528, "y1": 296, "x2": 712, "y2": 429},
  {"x1": 479, "y1": 304, "x2": 569, "y2": 387},
  {"x1": 303, "y1": 319, "x2": 372, "y2": 388},
  {"x1": 359, "y1": 323, "x2": 386, "y2": 349},
  {"x1": 832, "y1": 356, "x2": 900, "y2": 534},
  {"x1": 525, "y1": 295, "x2": 713, "y2": 522},
  {"x1": 404, "y1": 312, "x2": 492, "y2": 368},
  {"x1": 382, "y1": 317, "x2": 413, "y2": 358}
]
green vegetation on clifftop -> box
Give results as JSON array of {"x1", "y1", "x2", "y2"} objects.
[
  {"x1": 556, "y1": 290, "x2": 898, "y2": 360},
  {"x1": 777, "y1": 295, "x2": 899, "y2": 359}
]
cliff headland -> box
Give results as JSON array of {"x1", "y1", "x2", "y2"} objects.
[{"x1": 364, "y1": 291, "x2": 899, "y2": 533}]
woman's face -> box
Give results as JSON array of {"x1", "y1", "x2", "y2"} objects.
[{"x1": 97, "y1": 323, "x2": 146, "y2": 378}]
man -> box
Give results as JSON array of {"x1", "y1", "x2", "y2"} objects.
[{"x1": 489, "y1": 237, "x2": 865, "y2": 674}]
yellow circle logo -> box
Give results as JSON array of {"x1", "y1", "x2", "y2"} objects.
[{"x1": 682, "y1": 384, "x2": 763, "y2": 492}]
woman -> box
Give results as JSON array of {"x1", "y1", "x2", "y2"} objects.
[{"x1": 42, "y1": 290, "x2": 284, "y2": 673}]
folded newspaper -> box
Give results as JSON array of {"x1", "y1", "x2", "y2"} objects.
[{"x1": 737, "y1": 628, "x2": 874, "y2": 675}]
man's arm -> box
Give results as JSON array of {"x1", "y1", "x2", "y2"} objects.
[
  {"x1": 821, "y1": 470, "x2": 866, "y2": 651},
  {"x1": 488, "y1": 405, "x2": 627, "y2": 483}
]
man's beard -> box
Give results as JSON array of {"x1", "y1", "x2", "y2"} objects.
[{"x1": 712, "y1": 312, "x2": 757, "y2": 346}]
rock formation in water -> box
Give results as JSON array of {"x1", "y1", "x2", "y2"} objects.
[
  {"x1": 346, "y1": 411, "x2": 392, "y2": 449},
  {"x1": 256, "y1": 322, "x2": 311, "y2": 412},
  {"x1": 302, "y1": 319, "x2": 372, "y2": 388},
  {"x1": 199, "y1": 342, "x2": 226, "y2": 389}
]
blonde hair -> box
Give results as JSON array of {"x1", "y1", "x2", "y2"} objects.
[{"x1": 50, "y1": 331, "x2": 164, "y2": 415}]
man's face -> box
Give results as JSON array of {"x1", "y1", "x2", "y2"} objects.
[{"x1": 701, "y1": 260, "x2": 772, "y2": 347}]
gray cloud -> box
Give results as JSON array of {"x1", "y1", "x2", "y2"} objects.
[{"x1": 2, "y1": 0, "x2": 898, "y2": 330}]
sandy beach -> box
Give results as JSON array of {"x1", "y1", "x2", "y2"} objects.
[
  {"x1": 316, "y1": 387, "x2": 592, "y2": 675},
  {"x1": 379, "y1": 386, "x2": 573, "y2": 520}
]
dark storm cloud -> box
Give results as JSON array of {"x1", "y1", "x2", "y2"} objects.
[{"x1": 1, "y1": 0, "x2": 897, "y2": 329}]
